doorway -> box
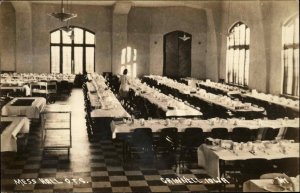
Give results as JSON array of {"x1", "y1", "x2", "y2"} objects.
[{"x1": 163, "y1": 31, "x2": 192, "y2": 78}]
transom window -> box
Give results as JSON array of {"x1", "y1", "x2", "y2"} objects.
[
  {"x1": 226, "y1": 22, "x2": 250, "y2": 86},
  {"x1": 50, "y1": 27, "x2": 95, "y2": 74},
  {"x1": 282, "y1": 15, "x2": 299, "y2": 97}
]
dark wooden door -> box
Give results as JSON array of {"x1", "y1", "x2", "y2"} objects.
[{"x1": 163, "y1": 31, "x2": 191, "y2": 78}]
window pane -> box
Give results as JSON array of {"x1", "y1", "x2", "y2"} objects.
[
  {"x1": 240, "y1": 24, "x2": 246, "y2": 45},
  {"x1": 294, "y1": 48, "x2": 299, "y2": 96},
  {"x1": 121, "y1": 48, "x2": 126, "y2": 65},
  {"x1": 126, "y1": 64, "x2": 131, "y2": 76},
  {"x1": 86, "y1": 31, "x2": 95, "y2": 44},
  {"x1": 286, "y1": 48, "x2": 293, "y2": 94},
  {"x1": 74, "y1": 28, "x2": 83, "y2": 44},
  {"x1": 62, "y1": 46, "x2": 72, "y2": 74},
  {"x1": 227, "y1": 49, "x2": 234, "y2": 83},
  {"x1": 229, "y1": 33, "x2": 234, "y2": 46},
  {"x1": 86, "y1": 47, "x2": 94, "y2": 73},
  {"x1": 295, "y1": 17, "x2": 299, "y2": 44},
  {"x1": 74, "y1": 47, "x2": 83, "y2": 74},
  {"x1": 51, "y1": 46, "x2": 60, "y2": 73},
  {"x1": 287, "y1": 25, "x2": 294, "y2": 45},
  {"x1": 245, "y1": 50, "x2": 250, "y2": 86},
  {"x1": 233, "y1": 49, "x2": 239, "y2": 84},
  {"x1": 127, "y1": 47, "x2": 132, "y2": 63},
  {"x1": 51, "y1": 30, "x2": 60, "y2": 44},
  {"x1": 246, "y1": 28, "x2": 250, "y2": 45},
  {"x1": 234, "y1": 25, "x2": 240, "y2": 45},
  {"x1": 62, "y1": 30, "x2": 72, "y2": 44},
  {"x1": 132, "y1": 63, "x2": 137, "y2": 77},
  {"x1": 238, "y1": 49, "x2": 245, "y2": 85},
  {"x1": 133, "y1": 49, "x2": 137, "y2": 62}
]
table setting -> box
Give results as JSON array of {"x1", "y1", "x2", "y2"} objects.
[
  {"x1": 198, "y1": 139, "x2": 299, "y2": 178},
  {"x1": 87, "y1": 75, "x2": 130, "y2": 118},
  {"x1": 129, "y1": 78, "x2": 202, "y2": 117},
  {"x1": 243, "y1": 174, "x2": 299, "y2": 192},
  {"x1": 243, "y1": 90, "x2": 299, "y2": 111}
]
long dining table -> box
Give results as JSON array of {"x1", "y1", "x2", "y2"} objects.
[
  {"x1": 1, "y1": 73, "x2": 75, "y2": 84},
  {"x1": 144, "y1": 75, "x2": 264, "y2": 116},
  {"x1": 86, "y1": 81, "x2": 130, "y2": 119},
  {"x1": 111, "y1": 117, "x2": 299, "y2": 163},
  {"x1": 243, "y1": 176, "x2": 299, "y2": 192},
  {"x1": 241, "y1": 91, "x2": 299, "y2": 112},
  {"x1": 196, "y1": 80, "x2": 245, "y2": 95},
  {"x1": 85, "y1": 73, "x2": 130, "y2": 140},
  {"x1": 129, "y1": 79, "x2": 202, "y2": 118},
  {"x1": 197, "y1": 140, "x2": 299, "y2": 178},
  {"x1": 181, "y1": 77, "x2": 299, "y2": 115},
  {"x1": 111, "y1": 118, "x2": 299, "y2": 139}
]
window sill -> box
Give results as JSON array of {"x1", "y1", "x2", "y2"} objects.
[{"x1": 280, "y1": 94, "x2": 299, "y2": 100}]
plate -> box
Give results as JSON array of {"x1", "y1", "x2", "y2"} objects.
[{"x1": 263, "y1": 184, "x2": 285, "y2": 192}]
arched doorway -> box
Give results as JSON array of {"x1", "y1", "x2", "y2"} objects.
[{"x1": 163, "y1": 31, "x2": 192, "y2": 78}]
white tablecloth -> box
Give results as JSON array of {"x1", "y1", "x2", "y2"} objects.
[
  {"x1": 130, "y1": 79, "x2": 202, "y2": 117},
  {"x1": 145, "y1": 75, "x2": 263, "y2": 113},
  {"x1": 1, "y1": 116, "x2": 30, "y2": 152},
  {"x1": 1, "y1": 97, "x2": 46, "y2": 119},
  {"x1": 243, "y1": 177, "x2": 299, "y2": 192},
  {"x1": 86, "y1": 74, "x2": 130, "y2": 118},
  {"x1": 242, "y1": 93, "x2": 299, "y2": 112},
  {"x1": 91, "y1": 108, "x2": 131, "y2": 118},
  {"x1": 0, "y1": 85, "x2": 25, "y2": 91},
  {"x1": 198, "y1": 142, "x2": 299, "y2": 178},
  {"x1": 1, "y1": 73, "x2": 75, "y2": 84},
  {"x1": 197, "y1": 80, "x2": 244, "y2": 94}
]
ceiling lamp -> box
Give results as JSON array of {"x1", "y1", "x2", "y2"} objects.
[
  {"x1": 60, "y1": 25, "x2": 73, "y2": 33},
  {"x1": 179, "y1": 33, "x2": 190, "y2": 41},
  {"x1": 48, "y1": 0, "x2": 77, "y2": 22},
  {"x1": 60, "y1": 21, "x2": 74, "y2": 40}
]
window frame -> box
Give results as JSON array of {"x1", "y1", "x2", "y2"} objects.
[
  {"x1": 225, "y1": 21, "x2": 250, "y2": 87},
  {"x1": 281, "y1": 14, "x2": 299, "y2": 98},
  {"x1": 50, "y1": 26, "x2": 95, "y2": 74}
]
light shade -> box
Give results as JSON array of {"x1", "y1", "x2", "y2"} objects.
[
  {"x1": 179, "y1": 34, "x2": 190, "y2": 41},
  {"x1": 60, "y1": 26, "x2": 73, "y2": 33},
  {"x1": 48, "y1": 12, "x2": 77, "y2": 22}
]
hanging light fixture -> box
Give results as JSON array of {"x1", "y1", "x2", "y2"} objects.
[
  {"x1": 58, "y1": 0, "x2": 75, "y2": 41},
  {"x1": 60, "y1": 22, "x2": 74, "y2": 41},
  {"x1": 48, "y1": 0, "x2": 77, "y2": 22},
  {"x1": 60, "y1": 25, "x2": 73, "y2": 33},
  {"x1": 226, "y1": 0, "x2": 231, "y2": 36},
  {"x1": 179, "y1": 32, "x2": 190, "y2": 41},
  {"x1": 68, "y1": 29, "x2": 75, "y2": 41}
]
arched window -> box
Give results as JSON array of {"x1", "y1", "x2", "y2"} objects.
[
  {"x1": 282, "y1": 15, "x2": 299, "y2": 97},
  {"x1": 50, "y1": 26, "x2": 95, "y2": 74},
  {"x1": 225, "y1": 22, "x2": 250, "y2": 86},
  {"x1": 120, "y1": 46, "x2": 137, "y2": 77}
]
